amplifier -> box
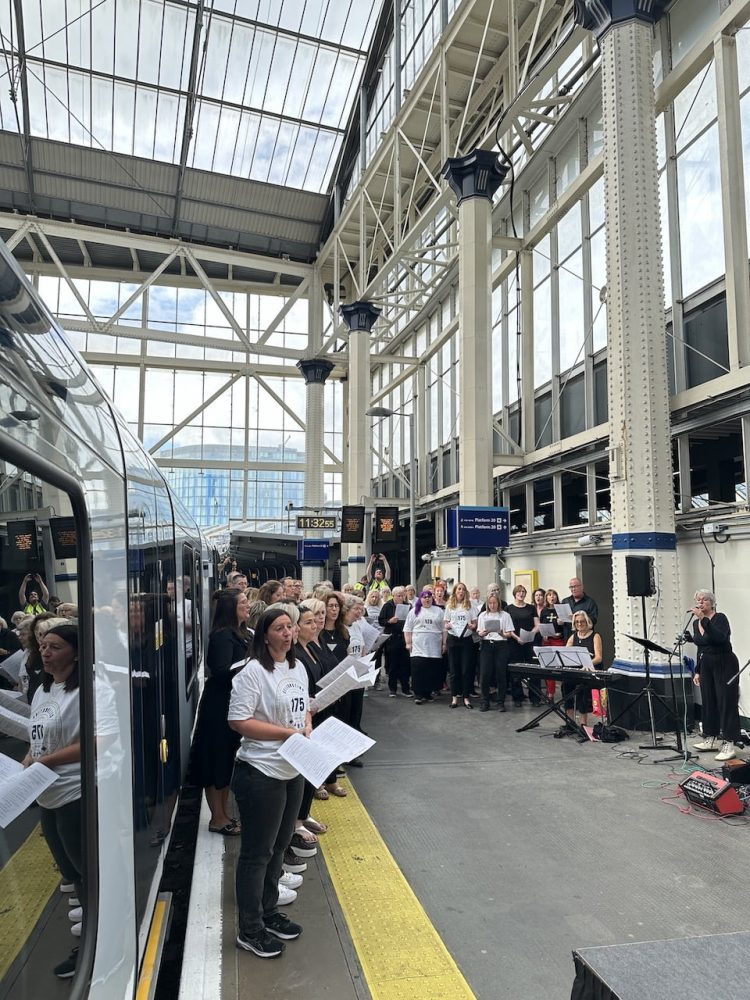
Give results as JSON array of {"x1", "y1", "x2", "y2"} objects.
[
  {"x1": 679, "y1": 770, "x2": 744, "y2": 815},
  {"x1": 721, "y1": 758, "x2": 750, "y2": 784}
]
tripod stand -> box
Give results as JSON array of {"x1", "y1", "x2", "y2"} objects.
[{"x1": 607, "y1": 596, "x2": 681, "y2": 757}]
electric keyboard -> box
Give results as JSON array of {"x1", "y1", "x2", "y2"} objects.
[{"x1": 508, "y1": 662, "x2": 614, "y2": 686}]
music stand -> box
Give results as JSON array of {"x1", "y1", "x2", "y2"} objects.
[{"x1": 607, "y1": 599, "x2": 680, "y2": 754}]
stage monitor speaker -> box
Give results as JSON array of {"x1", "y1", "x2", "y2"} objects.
[{"x1": 625, "y1": 555, "x2": 655, "y2": 597}]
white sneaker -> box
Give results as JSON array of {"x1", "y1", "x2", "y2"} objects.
[
  {"x1": 68, "y1": 907, "x2": 83, "y2": 922},
  {"x1": 59, "y1": 882, "x2": 75, "y2": 893},
  {"x1": 715, "y1": 741, "x2": 735, "y2": 761},
  {"x1": 692, "y1": 737, "x2": 716, "y2": 751},
  {"x1": 68, "y1": 897, "x2": 80, "y2": 907},
  {"x1": 278, "y1": 871, "x2": 303, "y2": 889},
  {"x1": 70, "y1": 922, "x2": 82, "y2": 937},
  {"x1": 276, "y1": 884, "x2": 297, "y2": 905}
]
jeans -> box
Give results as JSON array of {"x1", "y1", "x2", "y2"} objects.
[
  {"x1": 232, "y1": 761, "x2": 304, "y2": 937},
  {"x1": 40, "y1": 799, "x2": 83, "y2": 899}
]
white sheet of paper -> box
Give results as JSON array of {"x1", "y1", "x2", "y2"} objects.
[
  {"x1": 519, "y1": 628, "x2": 537, "y2": 644},
  {"x1": 278, "y1": 717, "x2": 375, "y2": 787},
  {"x1": 394, "y1": 603, "x2": 410, "y2": 620},
  {"x1": 0, "y1": 705, "x2": 30, "y2": 741},
  {"x1": 0, "y1": 649, "x2": 24, "y2": 684},
  {"x1": 534, "y1": 646, "x2": 595, "y2": 671},
  {"x1": 369, "y1": 632, "x2": 390, "y2": 652},
  {"x1": 481, "y1": 617, "x2": 504, "y2": 635},
  {"x1": 0, "y1": 689, "x2": 30, "y2": 717},
  {"x1": 554, "y1": 604, "x2": 573, "y2": 622},
  {"x1": 538, "y1": 623, "x2": 557, "y2": 638},
  {"x1": 359, "y1": 620, "x2": 382, "y2": 653},
  {"x1": 311, "y1": 665, "x2": 375, "y2": 713},
  {"x1": 0, "y1": 753, "x2": 59, "y2": 827},
  {"x1": 316, "y1": 654, "x2": 374, "y2": 689}
]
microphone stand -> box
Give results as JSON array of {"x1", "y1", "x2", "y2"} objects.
[
  {"x1": 727, "y1": 657, "x2": 750, "y2": 686},
  {"x1": 658, "y1": 625, "x2": 696, "y2": 764}
]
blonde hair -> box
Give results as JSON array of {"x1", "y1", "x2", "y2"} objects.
[{"x1": 572, "y1": 611, "x2": 593, "y2": 631}]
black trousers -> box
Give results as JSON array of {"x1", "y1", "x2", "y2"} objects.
[
  {"x1": 232, "y1": 761, "x2": 304, "y2": 937},
  {"x1": 479, "y1": 641, "x2": 510, "y2": 703},
  {"x1": 447, "y1": 635, "x2": 476, "y2": 697},
  {"x1": 411, "y1": 656, "x2": 442, "y2": 699},
  {"x1": 40, "y1": 799, "x2": 83, "y2": 898},
  {"x1": 387, "y1": 642, "x2": 411, "y2": 693},
  {"x1": 699, "y1": 652, "x2": 740, "y2": 741}
]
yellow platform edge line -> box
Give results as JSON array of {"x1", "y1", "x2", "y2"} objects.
[
  {"x1": 0, "y1": 823, "x2": 59, "y2": 981},
  {"x1": 136, "y1": 897, "x2": 170, "y2": 1000},
  {"x1": 317, "y1": 785, "x2": 476, "y2": 1000}
]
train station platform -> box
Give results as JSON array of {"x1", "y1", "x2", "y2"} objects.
[{"x1": 180, "y1": 688, "x2": 750, "y2": 1000}]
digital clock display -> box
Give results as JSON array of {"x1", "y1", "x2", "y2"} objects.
[{"x1": 296, "y1": 515, "x2": 337, "y2": 530}]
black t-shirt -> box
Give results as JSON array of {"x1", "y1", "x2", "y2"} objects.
[{"x1": 507, "y1": 603, "x2": 535, "y2": 634}]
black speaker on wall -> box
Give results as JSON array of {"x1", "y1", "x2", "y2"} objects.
[{"x1": 625, "y1": 555, "x2": 655, "y2": 597}]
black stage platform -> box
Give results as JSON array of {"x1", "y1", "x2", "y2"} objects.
[{"x1": 571, "y1": 931, "x2": 750, "y2": 1000}]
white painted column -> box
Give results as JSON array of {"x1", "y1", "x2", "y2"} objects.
[
  {"x1": 297, "y1": 355, "x2": 333, "y2": 593},
  {"x1": 340, "y1": 302, "x2": 380, "y2": 585},
  {"x1": 442, "y1": 150, "x2": 507, "y2": 591},
  {"x1": 576, "y1": 2, "x2": 680, "y2": 673}
]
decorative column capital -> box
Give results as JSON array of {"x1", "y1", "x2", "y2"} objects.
[
  {"x1": 573, "y1": 0, "x2": 668, "y2": 39},
  {"x1": 340, "y1": 301, "x2": 381, "y2": 333},
  {"x1": 296, "y1": 358, "x2": 334, "y2": 385},
  {"x1": 442, "y1": 149, "x2": 508, "y2": 206}
]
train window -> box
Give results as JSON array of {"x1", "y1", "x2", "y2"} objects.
[
  {"x1": 180, "y1": 545, "x2": 201, "y2": 696},
  {"x1": 0, "y1": 456, "x2": 94, "y2": 996}
]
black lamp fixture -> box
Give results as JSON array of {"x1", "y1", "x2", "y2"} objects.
[{"x1": 340, "y1": 301, "x2": 381, "y2": 333}]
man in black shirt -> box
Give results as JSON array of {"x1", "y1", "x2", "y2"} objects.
[{"x1": 563, "y1": 577, "x2": 598, "y2": 637}]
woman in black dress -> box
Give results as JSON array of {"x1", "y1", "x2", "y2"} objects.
[
  {"x1": 688, "y1": 590, "x2": 740, "y2": 762},
  {"x1": 317, "y1": 591, "x2": 349, "y2": 797},
  {"x1": 560, "y1": 611, "x2": 602, "y2": 733},
  {"x1": 188, "y1": 589, "x2": 250, "y2": 834},
  {"x1": 507, "y1": 585, "x2": 539, "y2": 705}
]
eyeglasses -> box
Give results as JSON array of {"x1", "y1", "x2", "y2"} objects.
[{"x1": 421, "y1": 593, "x2": 433, "y2": 599}]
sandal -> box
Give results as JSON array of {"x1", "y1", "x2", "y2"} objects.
[
  {"x1": 294, "y1": 825, "x2": 318, "y2": 844},
  {"x1": 313, "y1": 787, "x2": 329, "y2": 800},
  {"x1": 324, "y1": 783, "x2": 348, "y2": 797},
  {"x1": 208, "y1": 822, "x2": 241, "y2": 836},
  {"x1": 302, "y1": 818, "x2": 328, "y2": 834}
]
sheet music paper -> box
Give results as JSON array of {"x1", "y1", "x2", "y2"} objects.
[
  {"x1": 369, "y1": 632, "x2": 390, "y2": 652},
  {"x1": 278, "y1": 717, "x2": 375, "y2": 788},
  {"x1": 0, "y1": 753, "x2": 59, "y2": 827},
  {"x1": 311, "y1": 665, "x2": 378, "y2": 713},
  {"x1": 359, "y1": 619, "x2": 382, "y2": 653},
  {"x1": 481, "y1": 616, "x2": 504, "y2": 635},
  {"x1": 519, "y1": 628, "x2": 537, "y2": 644},
  {"x1": 538, "y1": 623, "x2": 557, "y2": 638},
  {"x1": 534, "y1": 646, "x2": 595, "y2": 670},
  {"x1": 554, "y1": 604, "x2": 573, "y2": 622},
  {"x1": 316, "y1": 654, "x2": 374, "y2": 690},
  {"x1": 0, "y1": 706, "x2": 30, "y2": 741},
  {"x1": 394, "y1": 603, "x2": 410, "y2": 620},
  {"x1": 0, "y1": 650, "x2": 24, "y2": 684},
  {"x1": 0, "y1": 690, "x2": 30, "y2": 717}
]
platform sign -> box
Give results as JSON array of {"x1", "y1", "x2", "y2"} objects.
[
  {"x1": 447, "y1": 506, "x2": 510, "y2": 549},
  {"x1": 296, "y1": 538, "x2": 330, "y2": 562},
  {"x1": 340, "y1": 506, "x2": 365, "y2": 543},
  {"x1": 50, "y1": 517, "x2": 78, "y2": 559},
  {"x1": 8, "y1": 519, "x2": 39, "y2": 561},
  {"x1": 374, "y1": 507, "x2": 399, "y2": 544}
]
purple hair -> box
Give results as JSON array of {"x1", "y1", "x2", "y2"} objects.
[{"x1": 413, "y1": 590, "x2": 434, "y2": 617}]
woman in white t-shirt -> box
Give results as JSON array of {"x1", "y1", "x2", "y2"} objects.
[
  {"x1": 228, "y1": 608, "x2": 311, "y2": 960},
  {"x1": 444, "y1": 582, "x2": 478, "y2": 709},
  {"x1": 404, "y1": 588, "x2": 445, "y2": 704},
  {"x1": 23, "y1": 623, "x2": 84, "y2": 952},
  {"x1": 477, "y1": 594, "x2": 516, "y2": 712}
]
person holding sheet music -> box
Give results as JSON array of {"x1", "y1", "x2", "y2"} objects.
[
  {"x1": 404, "y1": 589, "x2": 445, "y2": 704},
  {"x1": 292, "y1": 607, "x2": 329, "y2": 844},
  {"x1": 507, "y1": 585, "x2": 542, "y2": 706},
  {"x1": 318, "y1": 593, "x2": 350, "y2": 796},
  {"x1": 341, "y1": 596, "x2": 367, "y2": 756},
  {"x1": 560, "y1": 611, "x2": 602, "y2": 733},
  {"x1": 379, "y1": 586, "x2": 412, "y2": 698},
  {"x1": 477, "y1": 594, "x2": 515, "y2": 712},
  {"x1": 539, "y1": 589, "x2": 565, "y2": 699},
  {"x1": 444, "y1": 583, "x2": 478, "y2": 709},
  {"x1": 228, "y1": 608, "x2": 311, "y2": 960}
]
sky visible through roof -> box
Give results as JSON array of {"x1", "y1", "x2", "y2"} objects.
[{"x1": 0, "y1": 0, "x2": 380, "y2": 193}]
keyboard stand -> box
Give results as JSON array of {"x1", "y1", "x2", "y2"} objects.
[{"x1": 515, "y1": 685, "x2": 589, "y2": 740}]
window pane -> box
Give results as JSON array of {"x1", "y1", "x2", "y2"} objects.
[{"x1": 677, "y1": 124, "x2": 724, "y2": 296}]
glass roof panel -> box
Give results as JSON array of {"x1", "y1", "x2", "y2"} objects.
[{"x1": 0, "y1": 0, "x2": 381, "y2": 195}]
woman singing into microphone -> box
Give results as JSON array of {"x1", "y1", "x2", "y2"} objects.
[{"x1": 687, "y1": 590, "x2": 740, "y2": 762}]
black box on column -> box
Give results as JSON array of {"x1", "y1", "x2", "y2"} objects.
[{"x1": 625, "y1": 555, "x2": 655, "y2": 596}]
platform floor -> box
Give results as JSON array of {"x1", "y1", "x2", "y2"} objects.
[{"x1": 185, "y1": 689, "x2": 750, "y2": 1000}]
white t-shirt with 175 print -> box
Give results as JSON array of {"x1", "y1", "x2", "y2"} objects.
[
  {"x1": 29, "y1": 682, "x2": 81, "y2": 809},
  {"x1": 444, "y1": 606, "x2": 476, "y2": 638},
  {"x1": 228, "y1": 658, "x2": 309, "y2": 780}
]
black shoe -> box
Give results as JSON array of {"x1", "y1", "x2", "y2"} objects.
[
  {"x1": 423, "y1": 695, "x2": 435, "y2": 702},
  {"x1": 554, "y1": 723, "x2": 575, "y2": 739},
  {"x1": 498, "y1": 704, "x2": 507, "y2": 712},
  {"x1": 264, "y1": 912, "x2": 302, "y2": 940},
  {"x1": 237, "y1": 929, "x2": 285, "y2": 957},
  {"x1": 479, "y1": 702, "x2": 490, "y2": 712},
  {"x1": 289, "y1": 833, "x2": 318, "y2": 858},
  {"x1": 53, "y1": 948, "x2": 78, "y2": 979},
  {"x1": 464, "y1": 700, "x2": 473, "y2": 709},
  {"x1": 513, "y1": 700, "x2": 523, "y2": 707},
  {"x1": 282, "y1": 848, "x2": 307, "y2": 873},
  {"x1": 347, "y1": 758, "x2": 364, "y2": 768}
]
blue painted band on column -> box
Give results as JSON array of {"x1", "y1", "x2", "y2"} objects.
[
  {"x1": 347, "y1": 556, "x2": 366, "y2": 564},
  {"x1": 611, "y1": 532, "x2": 676, "y2": 551}
]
